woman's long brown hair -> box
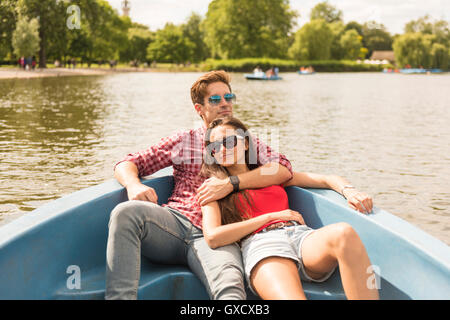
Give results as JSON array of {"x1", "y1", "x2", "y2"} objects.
[{"x1": 200, "y1": 117, "x2": 260, "y2": 225}]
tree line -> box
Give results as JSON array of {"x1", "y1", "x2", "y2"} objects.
[{"x1": 0, "y1": 0, "x2": 449, "y2": 69}]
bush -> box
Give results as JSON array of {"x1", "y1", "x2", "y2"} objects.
[
  {"x1": 201, "y1": 58, "x2": 391, "y2": 72},
  {"x1": 202, "y1": 58, "x2": 297, "y2": 72}
]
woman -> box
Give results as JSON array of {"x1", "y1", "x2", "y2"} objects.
[{"x1": 200, "y1": 117, "x2": 379, "y2": 300}]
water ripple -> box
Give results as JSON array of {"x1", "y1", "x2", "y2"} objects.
[{"x1": 0, "y1": 72, "x2": 449, "y2": 244}]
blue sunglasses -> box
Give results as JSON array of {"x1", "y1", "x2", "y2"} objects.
[{"x1": 208, "y1": 93, "x2": 236, "y2": 105}]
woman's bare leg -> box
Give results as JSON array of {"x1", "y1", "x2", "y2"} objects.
[
  {"x1": 250, "y1": 257, "x2": 307, "y2": 300},
  {"x1": 301, "y1": 222, "x2": 379, "y2": 300}
]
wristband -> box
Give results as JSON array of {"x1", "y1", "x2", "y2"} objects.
[{"x1": 229, "y1": 175, "x2": 240, "y2": 193}]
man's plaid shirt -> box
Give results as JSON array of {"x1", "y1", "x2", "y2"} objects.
[{"x1": 116, "y1": 126, "x2": 293, "y2": 229}]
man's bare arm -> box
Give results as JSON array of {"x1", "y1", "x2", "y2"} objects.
[
  {"x1": 114, "y1": 161, "x2": 158, "y2": 203},
  {"x1": 197, "y1": 162, "x2": 292, "y2": 206},
  {"x1": 283, "y1": 171, "x2": 373, "y2": 214},
  {"x1": 238, "y1": 162, "x2": 292, "y2": 190}
]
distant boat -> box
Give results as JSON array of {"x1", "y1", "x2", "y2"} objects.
[
  {"x1": 298, "y1": 70, "x2": 315, "y2": 75},
  {"x1": 0, "y1": 167, "x2": 449, "y2": 299},
  {"x1": 244, "y1": 73, "x2": 282, "y2": 80},
  {"x1": 382, "y1": 68, "x2": 399, "y2": 73},
  {"x1": 399, "y1": 68, "x2": 444, "y2": 74}
]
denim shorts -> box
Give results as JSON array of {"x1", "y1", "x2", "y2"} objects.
[{"x1": 241, "y1": 223, "x2": 336, "y2": 295}]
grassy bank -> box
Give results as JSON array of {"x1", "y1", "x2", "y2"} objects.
[
  {"x1": 1, "y1": 59, "x2": 394, "y2": 75},
  {"x1": 201, "y1": 58, "x2": 393, "y2": 72}
]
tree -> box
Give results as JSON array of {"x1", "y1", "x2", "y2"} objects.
[
  {"x1": 68, "y1": 28, "x2": 93, "y2": 65},
  {"x1": 289, "y1": 19, "x2": 333, "y2": 60},
  {"x1": 0, "y1": 0, "x2": 18, "y2": 60},
  {"x1": 16, "y1": 0, "x2": 130, "y2": 67},
  {"x1": 120, "y1": 24, "x2": 154, "y2": 63},
  {"x1": 405, "y1": 15, "x2": 449, "y2": 46},
  {"x1": 430, "y1": 43, "x2": 449, "y2": 69},
  {"x1": 147, "y1": 23, "x2": 194, "y2": 64},
  {"x1": 432, "y1": 20, "x2": 450, "y2": 46},
  {"x1": 310, "y1": 1, "x2": 343, "y2": 23},
  {"x1": 181, "y1": 12, "x2": 209, "y2": 63},
  {"x1": 405, "y1": 15, "x2": 435, "y2": 34},
  {"x1": 17, "y1": 0, "x2": 67, "y2": 68},
  {"x1": 394, "y1": 16, "x2": 450, "y2": 69},
  {"x1": 393, "y1": 33, "x2": 434, "y2": 68},
  {"x1": 12, "y1": 15, "x2": 40, "y2": 58},
  {"x1": 329, "y1": 21, "x2": 345, "y2": 59},
  {"x1": 46, "y1": 2, "x2": 72, "y2": 64},
  {"x1": 329, "y1": 22, "x2": 367, "y2": 60},
  {"x1": 203, "y1": 0, "x2": 297, "y2": 59},
  {"x1": 345, "y1": 21, "x2": 363, "y2": 37},
  {"x1": 361, "y1": 22, "x2": 393, "y2": 57},
  {"x1": 87, "y1": 1, "x2": 129, "y2": 63},
  {"x1": 66, "y1": 0, "x2": 130, "y2": 64},
  {"x1": 340, "y1": 29, "x2": 363, "y2": 60}
]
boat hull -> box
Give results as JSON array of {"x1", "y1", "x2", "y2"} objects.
[
  {"x1": 244, "y1": 74, "x2": 282, "y2": 80},
  {"x1": 399, "y1": 68, "x2": 444, "y2": 74},
  {"x1": 0, "y1": 167, "x2": 449, "y2": 299}
]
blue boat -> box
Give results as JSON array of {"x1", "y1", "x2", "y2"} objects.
[
  {"x1": 399, "y1": 68, "x2": 444, "y2": 74},
  {"x1": 298, "y1": 71, "x2": 315, "y2": 75},
  {"x1": 244, "y1": 73, "x2": 282, "y2": 80},
  {"x1": 0, "y1": 167, "x2": 449, "y2": 299}
]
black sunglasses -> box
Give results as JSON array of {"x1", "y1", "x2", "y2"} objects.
[{"x1": 207, "y1": 135, "x2": 245, "y2": 156}]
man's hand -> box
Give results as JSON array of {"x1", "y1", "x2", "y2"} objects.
[
  {"x1": 197, "y1": 177, "x2": 233, "y2": 206},
  {"x1": 343, "y1": 188, "x2": 373, "y2": 214},
  {"x1": 126, "y1": 182, "x2": 158, "y2": 203}
]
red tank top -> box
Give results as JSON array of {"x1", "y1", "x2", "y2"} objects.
[{"x1": 236, "y1": 185, "x2": 289, "y2": 234}]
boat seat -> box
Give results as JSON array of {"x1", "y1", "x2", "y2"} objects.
[
  {"x1": 301, "y1": 268, "x2": 346, "y2": 300},
  {"x1": 53, "y1": 257, "x2": 346, "y2": 300},
  {"x1": 53, "y1": 258, "x2": 209, "y2": 300}
]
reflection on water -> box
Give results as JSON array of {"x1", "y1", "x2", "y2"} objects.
[
  {"x1": 0, "y1": 76, "x2": 107, "y2": 215},
  {"x1": 0, "y1": 72, "x2": 449, "y2": 245}
]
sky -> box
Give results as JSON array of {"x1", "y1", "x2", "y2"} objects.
[{"x1": 107, "y1": 0, "x2": 449, "y2": 35}]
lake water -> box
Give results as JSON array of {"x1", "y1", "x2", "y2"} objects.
[{"x1": 0, "y1": 72, "x2": 449, "y2": 245}]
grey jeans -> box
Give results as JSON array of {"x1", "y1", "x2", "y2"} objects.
[{"x1": 105, "y1": 200, "x2": 246, "y2": 300}]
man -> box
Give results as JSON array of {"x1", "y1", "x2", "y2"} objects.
[{"x1": 105, "y1": 71, "x2": 293, "y2": 299}]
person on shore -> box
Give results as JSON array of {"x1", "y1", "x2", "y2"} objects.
[
  {"x1": 106, "y1": 70, "x2": 294, "y2": 299},
  {"x1": 24, "y1": 57, "x2": 31, "y2": 70},
  {"x1": 200, "y1": 117, "x2": 378, "y2": 300},
  {"x1": 19, "y1": 56, "x2": 25, "y2": 69},
  {"x1": 109, "y1": 60, "x2": 117, "y2": 69}
]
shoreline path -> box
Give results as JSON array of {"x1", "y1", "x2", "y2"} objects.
[{"x1": 0, "y1": 67, "x2": 164, "y2": 80}]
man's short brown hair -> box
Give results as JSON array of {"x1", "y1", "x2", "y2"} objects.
[{"x1": 190, "y1": 70, "x2": 232, "y2": 105}]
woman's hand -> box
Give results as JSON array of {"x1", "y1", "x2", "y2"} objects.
[
  {"x1": 343, "y1": 188, "x2": 373, "y2": 214},
  {"x1": 268, "y1": 209, "x2": 305, "y2": 225}
]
